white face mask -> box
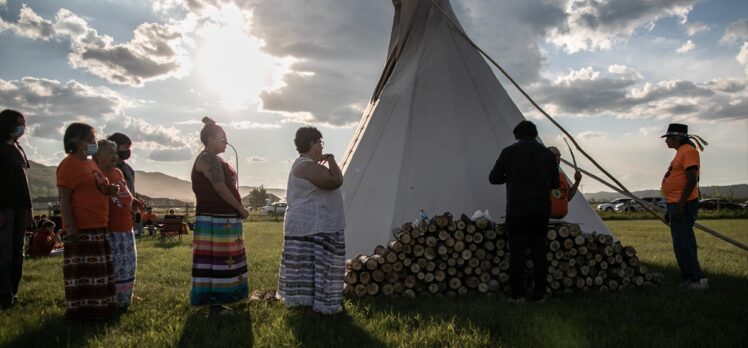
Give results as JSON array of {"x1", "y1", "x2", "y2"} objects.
[{"x1": 85, "y1": 143, "x2": 99, "y2": 156}]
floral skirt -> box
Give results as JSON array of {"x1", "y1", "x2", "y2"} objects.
[{"x1": 106, "y1": 230, "x2": 137, "y2": 307}]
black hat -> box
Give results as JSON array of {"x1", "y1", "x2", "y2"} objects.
[{"x1": 661, "y1": 123, "x2": 688, "y2": 138}]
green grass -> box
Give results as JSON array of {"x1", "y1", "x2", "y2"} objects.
[{"x1": 2, "y1": 220, "x2": 747, "y2": 347}]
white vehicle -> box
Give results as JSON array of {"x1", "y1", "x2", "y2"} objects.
[
  {"x1": 597, "y1": 198, "x2": 632, "y2": 212},
  {"x1": 262, "y1": 202, "x2": 287, "y2": 216},
  {"x1": 614, "y1": 197, "x2": 666, "y2": 212}
]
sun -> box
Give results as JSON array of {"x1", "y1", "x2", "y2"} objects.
[{"x1": 195, "y1": 6, "x2": 293, "y2": 110}]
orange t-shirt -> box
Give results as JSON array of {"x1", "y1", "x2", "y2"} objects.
[
  {"x1": 142, "y1": 213, "x2": 158, "y2": 224},
  {"x1": 550, "y1": 173, "x2": 571, "y2": 219},
  {"x1": 103, "y1": 167, "x2": 133, "y2": 232},
  {"x1": 661, "y1": 144, "x2": 700, "y2": 203},
  {"x1": 56, "y1": 155, "x2": 109, "y2": 230}
]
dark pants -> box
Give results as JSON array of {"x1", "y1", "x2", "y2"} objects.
[
  {"x1": 0, "y1": 209, "x2": 27, "y2": 306},
  {"x1": 667, "y1": 200, "x2": 705, "y2": 282},
  {"x1": 506, "y1": 214, "x2": 549, "y2": 300}
]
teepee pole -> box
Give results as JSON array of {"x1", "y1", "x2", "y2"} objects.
[{"x1": 561, "y1": 159, "x2": 748, "y2": 252}]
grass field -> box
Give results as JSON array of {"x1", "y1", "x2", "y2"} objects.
[{"x1": 1, "y1": 219, "x2": 747, "y2": 347}]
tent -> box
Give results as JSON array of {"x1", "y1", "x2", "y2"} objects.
[{"x1": 340, "y1": 0, "x2": 612, "y2": 258}]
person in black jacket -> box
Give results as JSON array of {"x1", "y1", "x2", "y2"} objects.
[
  {"x1": 489, "y1": 120, "x2": 559, "y2": 302},
  {"x1": 0, "y1": 109, "x2": 32, "y2": 309}
]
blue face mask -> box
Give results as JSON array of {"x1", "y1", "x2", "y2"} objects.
[
  {"x1": 85, "y1": 143, "x2": 98, "y2": 156},
  {"x1": 11, "y1": 126, "x2": 24, "y2": 138}
]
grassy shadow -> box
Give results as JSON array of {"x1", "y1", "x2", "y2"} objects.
[
  {"x1": 284, "y1": 306, "x2": 386, "y2": 348},
  {"x1": 2, "y1": 310, "x2": 124, "y2": 347},
  {"x1": 354, "y1": 262, "x2": 748, "y2": 347},
  {"x1": 177, "y1": 305, "x2": 254, "y2": 347}
]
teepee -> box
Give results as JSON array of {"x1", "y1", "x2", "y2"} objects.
[{"x1": 341, "y1": 0, "x2": 611, "y2": 258}]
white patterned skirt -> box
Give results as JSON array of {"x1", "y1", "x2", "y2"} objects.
[
  {"x1": 106, "y1": 230, "x2": 137, "y2": 307},
  {"x1": 276, "y1": 231, "x2": 345, "y2": 314}
]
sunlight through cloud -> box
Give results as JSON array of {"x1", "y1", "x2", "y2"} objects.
[{"x1": 195, "y1": 5, "x2": 294, "y2": 110}]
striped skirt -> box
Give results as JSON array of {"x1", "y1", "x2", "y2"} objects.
[
  {"x1": 106, "y1": 230, "x2": 137, "y2": 307},
  {"x1": 276, "y1": 231, "x2": 346, "y2": 314},
  {"x1": 62, "y1": 228, "x2": 117, "y2": 320},
  {"x1": 190, "y1": 214, "x2": 248, "y2": 306}
]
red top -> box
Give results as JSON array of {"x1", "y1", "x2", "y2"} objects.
[
  {"x1": 56, "y1": 155, "x2": 109, "y2": 229},
  {"x1": 550, "y1": 173, "x2": 571, "y2": 219},
  {"x1": 103, "y1": 167, "x2": 134, "y2": 231},
  {"x1": 192, "y1": 153, "x2": 242, "y2": 215},
  {"x1": 30, "y1": 227, "x2": 57, "y2": 257}
]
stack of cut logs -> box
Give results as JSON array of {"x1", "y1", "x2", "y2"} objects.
[{"x1": 343, "y1": 213, "x2": 663, "y2": 298}]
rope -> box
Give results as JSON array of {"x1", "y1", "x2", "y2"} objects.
[
  {"x1": 562, "y1": 159, "x2": 748, "y2": 252},
  {"x1": 430, "y1": 0, "x2": 746, "y2": 253}
]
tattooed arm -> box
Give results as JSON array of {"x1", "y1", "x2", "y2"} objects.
[{"x1": 197, "y1": 152, "x2": 248, "y2": 219}]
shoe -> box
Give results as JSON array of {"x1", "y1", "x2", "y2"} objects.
[
  {"x1": 687, "y1": 278, "x2": 708, "y2": 290},
  {"x1": 209, "y1": 305, "x2": 233, "y2": 316}
]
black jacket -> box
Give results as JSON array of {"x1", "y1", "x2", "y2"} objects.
[
  {"x1": 489, "y1": 139, "x2": 559, "y2": 216},
  {"x1": 0, "y1": 143, "x2": 31, "y2": 209}
]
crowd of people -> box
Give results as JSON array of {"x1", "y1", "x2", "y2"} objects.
[{"x1": 0, "y1": 106, "x2": 708, "y2": 317}]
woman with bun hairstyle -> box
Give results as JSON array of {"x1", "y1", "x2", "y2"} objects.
[
  {"x1": 57, "y1": 123, "x2": 117, "y2": 320},
  {"x1": 190, "y1": 117, "x2": 249, "y2": 316}
]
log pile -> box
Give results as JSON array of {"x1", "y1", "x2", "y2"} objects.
[{"x1": 343, "y1": 213, "x2": 663, "y2": 298}]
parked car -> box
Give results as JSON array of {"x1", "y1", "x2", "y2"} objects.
[
  {"x1": 741, "y1": 201, "x2": 748, "y2": 209},
  {"x1": 262, "y1": 202, "x2": 287, "y2": 216},
  {"x1": 597, "y1": 198, "x2": 632, "y2": 212},
  {"x1": 614, "y1": 196, "x2": 666, "y2": 212},
  {"x1": 698, "y1": 198, "x2": 742, "y2": 210}
]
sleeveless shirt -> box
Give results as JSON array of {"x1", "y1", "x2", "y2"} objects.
[
  {"x1": 283, "y1": 156, "x2": 345, "y2": 236},
  {"x1": 192, "y1": 153, "x2": 242, "y2": 215}
]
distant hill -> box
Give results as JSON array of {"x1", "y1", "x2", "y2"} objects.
[
  {"x1": 584, "y1": 184, "x2": 748, "y2": 202},
  {"x1": 27, "y1": 161, "x2": 286, "y2": 203}
]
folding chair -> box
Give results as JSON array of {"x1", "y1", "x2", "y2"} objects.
[{"x1": 159, "y1": 218, "x2": 183, "y2": 243}]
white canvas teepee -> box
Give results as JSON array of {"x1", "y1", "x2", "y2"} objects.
[{"x1": 341, "y1": 0, "x2": 612, "y2": 258}]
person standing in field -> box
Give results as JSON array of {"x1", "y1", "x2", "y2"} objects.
[
  {"x1": 547, "y1": 146, "x2": 582, "y2": 219},
  {"x1": 0, "y1": 109, "x2": 32, "y2": 309},
  {"x1": 57, "y1": 123, "x2": 118, "y2": 320},
  {"x1": 660, "y1": 123, "x2": 709, "y2": 290},
  {"x1": 94, "y1": 139, "x2": 138, "y2": 308},
  {"x1": 276, "y1": 126, "x2": 345, "y2": 314},
  {"x1": 190, "y1": 117, "x2": 249, "y2": 316},
  {"x1": 489, "y1": 120, "x2": 559, "y2": 303}
]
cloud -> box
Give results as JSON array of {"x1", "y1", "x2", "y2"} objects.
[
  {"x1": 548, "y1": 0, "x2": 696, "y2": 53},
  {"x1": 577, "y1": 131, "x2": 607, "y2": 141},
  {"x1": 676, "y1": 40, "x2": 695, "y2": 53},
  {"x1": 148, "y1": 147, "x2": 193, "y2": 162},
  {"x1": 720, "y1": 19, "x2": 748, "y2": 44},
  {"x1": 608, "y1": 64, "x2": 643, "y2": 80},
  {"x1": 1, "y1": 5, "x2": 190, "y2": 86},
  {"x1": 246, "y1": 156, "x2": 268, "y2": 163},
  {"x1": 533, "y1": 67, "x2": 746, "y2": 121},
  {"x1": 685, "y1": 21, "x2": 709, "y2": 36},
  {"x1": 737, "y1": 42, "x2": 748, "y2": 75},
  {"x1": 103, "y1": 115, "x2": 194, "y2": 149},
  {"x1": 229, "y1": 121, "x2": 281, "y2": 129},
  {"x1": 0, "y1": 77, "x2": 126, "y2": 137}
]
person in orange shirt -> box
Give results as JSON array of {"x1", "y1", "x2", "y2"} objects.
[
  {"x1": 141, "y1": 207, "x2": 158, "y2": 236},
  {"x1": 57, "y1": 123, "x2": 117, "y2": 320},
  {"x1": 547, "y1": 146, "x2": 582, "y2": 219},
  {"x1": 94, "y1": 139, "x2": 138, "y2": 309},
  {"x1": 660, "y1": 123, "x2": 708, "y2": 290}
]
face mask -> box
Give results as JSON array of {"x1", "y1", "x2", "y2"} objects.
[
  {"x1": 11, "y1": 126, "x2": 24, "y2": 138},
  {"x1": 85, "y1": 143, "x2": 98, "y2": 156},
  {"x1": 117, "y1": 150, "x2": 131, "y2": 160}
]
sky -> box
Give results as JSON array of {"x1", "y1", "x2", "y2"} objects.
[{"x1": 1, "y1": 0, "x2": 746, "y2": 194}]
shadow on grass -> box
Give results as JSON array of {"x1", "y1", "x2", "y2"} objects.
[
  {"x1": 354, "y1": 263, "x2": 748, "y2": 347},
  {"x1": 285, "y1": 306, "x2": 386, "y2": 348},
  {"x1": 177, "y1": 306, "x2": 254, "y2": 347},
  {"x1": 3, "y1": 310, "x2": 123, "y2": 347}
]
